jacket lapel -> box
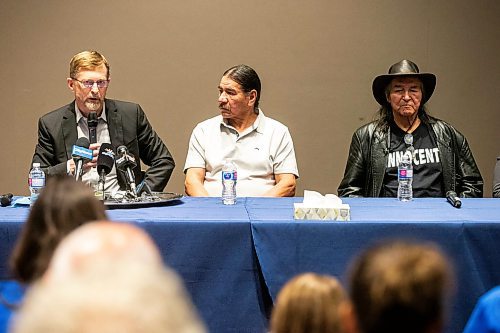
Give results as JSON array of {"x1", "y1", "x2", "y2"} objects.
[
  {"x1": 105, "y1": 99, "x2": 127, "y2": 189},
  {"x1": 371, "y1": 126, "x2": 389, "y2": 197},
  {"x1": 62, "y1": 103, "x2": 78, "y2": 159},
  {"x1": 431, "y1": 121, "x2": 454, "y2": 193},
  {"x1": 105, "y1": 99, "x2": 124, "y2": 149}
]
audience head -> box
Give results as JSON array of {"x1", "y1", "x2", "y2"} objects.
[
  {"x1": 270, "y1": 272, "x2": 351, "y2": 333},
  {"x1": 9, "y1": 175, "x2": 107, "y2": 284},
  {"x1": 11, "y1": 221, "x2": 207, "y2": 333},
  {"x1": 348, "y1": 240, "x2": 453, "y2": 333},
  {"x1": 43, "y1": 220, "x2": 163, "y2": 284}
]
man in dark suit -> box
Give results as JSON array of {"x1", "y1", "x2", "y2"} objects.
[{"x1": 32, "y1": 50, "x2": 174, "y2": 194}]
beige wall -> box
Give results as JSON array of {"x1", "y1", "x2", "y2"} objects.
[{"x1": 1, "y1": 0, "x2": 499, "y2": 197}]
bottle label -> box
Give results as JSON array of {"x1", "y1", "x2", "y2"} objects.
[
  {"x1": 222, "y1": 171, "x2": 237, "y2": 181},
  {"x1": 30, "y1": 178, "x2": 45, "y2": 187},
  {"x1": 398, "y1": 169, "x2": 413, "y2": 179}
]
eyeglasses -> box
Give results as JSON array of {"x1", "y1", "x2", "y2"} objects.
[{"x1": 72, "y1": 78, "x2": 109, "y2": 89}]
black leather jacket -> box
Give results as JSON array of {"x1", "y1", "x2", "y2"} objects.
[
  {"x1": 493, "y1": 157, "x2": 500, "y2": 198},
  {"x1": 338, "y1": 116, "x2": 483, "y2": 198}
]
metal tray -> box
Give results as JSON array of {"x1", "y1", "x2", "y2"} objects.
[{"x1": 104, "y1": 192, "x2": 183, "y2": 209}]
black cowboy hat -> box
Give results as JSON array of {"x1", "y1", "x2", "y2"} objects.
[{"x1": 372, "y1": 59, "x2": 436, "y2": 106}]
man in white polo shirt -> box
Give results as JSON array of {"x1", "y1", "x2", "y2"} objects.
[{"x1": 184, "y1": 65, "x2": 299, "y2": 197}]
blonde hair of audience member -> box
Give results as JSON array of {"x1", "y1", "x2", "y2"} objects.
[
  {"x1": 270, "y1": 273, "x2": 352, "y2": 333},
  {"x1": 9, "y1": 175, "x2": 107, "y2": 284},
  {"x1": 348, "y1": 240, "x2": 453, "y2": 333},
  {"x1": 11, "y1": 221, "x2": 206, "y2": 333},
  {"x1": 69, "y1": 50, "x2": 110, "y2": 80}
]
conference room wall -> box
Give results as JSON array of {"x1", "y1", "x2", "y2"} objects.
[{"x1": 0, "y1": 1, "x2": 498, "y2": 197}]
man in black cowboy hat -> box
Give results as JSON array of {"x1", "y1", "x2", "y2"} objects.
[{"x1": 338, "y1": 59, "x2": 483, "y2": 198}]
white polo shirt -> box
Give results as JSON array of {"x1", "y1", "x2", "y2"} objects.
[{"x1": 184, "y1": 110, "x2": 299, "y2": 197}]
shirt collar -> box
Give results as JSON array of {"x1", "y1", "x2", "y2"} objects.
[
  {"x1": 253, "y1": 109, "x2": 265, "y2": 134},
  {"x1": 220, "y1": 108, "x2": 265, "y2": 134},
  {"x1": 75, "y1": 102, "x2": 107, "y2": 124}
]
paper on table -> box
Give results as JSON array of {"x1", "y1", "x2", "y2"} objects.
[{"x1": 13, "y1": 196, "x2": 31, "y2": 206}]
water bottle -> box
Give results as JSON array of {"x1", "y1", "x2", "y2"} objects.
[
  {"x1": 397, "y1": 153, "x2": 413, "y2": 202},
  {"x1": 222, "y1": 159, "x2": 237, "y2": 205},
  {"x1": 28, "y1": 162, "x2": 46, "y2": 205}
]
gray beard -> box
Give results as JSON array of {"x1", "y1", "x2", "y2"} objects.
[{"x1": 85, "y1": 100, "x2": 101, "y2": 111}]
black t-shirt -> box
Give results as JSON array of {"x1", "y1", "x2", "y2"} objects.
[{"x1": 382, "y1": 121, "x2": 444, "y2": 197}]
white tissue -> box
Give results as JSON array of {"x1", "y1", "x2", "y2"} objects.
[
  {"x1": 302, "y1": 190, "x2": 342, "y2": 207},
  {"x1": 294, "y1": 190, "x2": 350, "y2": 221}
]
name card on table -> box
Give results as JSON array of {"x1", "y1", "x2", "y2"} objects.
[{"x1": 294, "y1": 190, "x2": 350, "y2": 221}]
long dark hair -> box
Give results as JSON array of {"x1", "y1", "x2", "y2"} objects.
[
  {"x1": 9, "y1": 175, "x2": 107, "y2": 284},
  {"x1": 374, "y1": 104, "x2": 431, "y2": 132}
]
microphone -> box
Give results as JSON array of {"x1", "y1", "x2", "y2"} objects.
[
  {"x1": 446, "y1": 190, "x2": 462, "y2": 208},
  {"x1": 115, "y1": 146, "x2": 137, "y2": 196},
  {"x1": 1, "y1": 193, "x2": 13, "y2": 207},
  {"x1": 136, "y1": 179, "x2": 153, "y2": 196},
  {"x1": 72, "y1": 137, "x2": 92, "y2": 181},
  {"x1": 88, "y1": 112, "x2": 98, "y2": 144},
  {"x1": 96, "y1": 143, "x2": 115, "y2": 197}
]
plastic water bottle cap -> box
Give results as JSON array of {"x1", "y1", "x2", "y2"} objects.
[{"x1": 33, "y1": 162, "x2": 41, "y2": 168}]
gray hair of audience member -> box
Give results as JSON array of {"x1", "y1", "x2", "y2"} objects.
[
  {"x1": 270, "y1": 272, "x2": 350, "y2": 333},
  {"x1": 10, "y1": 260, "x2": 207, "y2": 333},
  {"x1": 223, "y1": 64, "x2": 261, "y2": 111},
  {"x1": 42, "y1": 220, "x2": 163, "y2": 283},
  {"x1": 348, "y1": 240, "x2": 453, "y2": 333},
  {"x1": 11, "y1": 221, "x2": 207, "y2": 333}
]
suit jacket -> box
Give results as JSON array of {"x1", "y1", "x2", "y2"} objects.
[{"x1": 32, "y1": 99, "x2": 175, "y2": 192}]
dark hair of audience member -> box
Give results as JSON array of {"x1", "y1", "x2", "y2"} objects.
[
  {"x1": 9, "y1": 175, "x2": 107, "y2": 284},
  {"x1": 349, "y1": 240, "x2": 453, "y2": 333},
  {"x1": 270, "y1": 272, "x2": 347, "y2": 333}
]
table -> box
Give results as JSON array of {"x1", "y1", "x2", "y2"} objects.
[
  {"x1": 248, "y1": 197, "x2": 500, "y2": 333},
  {"x1": 0, "y1": 198, "x2": 269, "y2": 333},
  {"x1": 1, "y1": 197, "x2": 500, "y2": 333}
]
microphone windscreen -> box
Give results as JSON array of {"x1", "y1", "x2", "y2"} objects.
[
  {"x1": 75, "y1": 137, "x2": 90, "y2": 149},
  {"x1": 446, "y1": 190, "x2": 462, "y2": 208},
  {"x1": 117, "y1": 145, "x2": 128, "y2": 157},
  {"x1": 1, "y1": 193, "x2": 13, "y2": 207},
  {"x1": 97, "y1": 143, "x2": 115, "y2": 175}
]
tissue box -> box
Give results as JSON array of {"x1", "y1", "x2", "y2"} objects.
[{"x1": 293, "y1": 203, "x2": 351, "y2": 221}]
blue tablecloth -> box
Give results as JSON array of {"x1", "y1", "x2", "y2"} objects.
[
  {"x1": 0, "y1": 197, "x2": 269, "y2": 333},
  {"x1": 248, "y1": 197, "x2": 500, "y2": 333},
  {"x1": 1, "y1": 197, "x2": 500, "y2": 333}
]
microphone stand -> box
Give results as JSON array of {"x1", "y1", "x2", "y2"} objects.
[
  {"x1": 88, "y1": 112, "x2": 98, "y2": 144},
  {"x1": 96, "y1": 170, "x2": 106, "y2": 200},
  {"x1": 75, "y1": 159, "x2": 84, "y2": 181}
]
